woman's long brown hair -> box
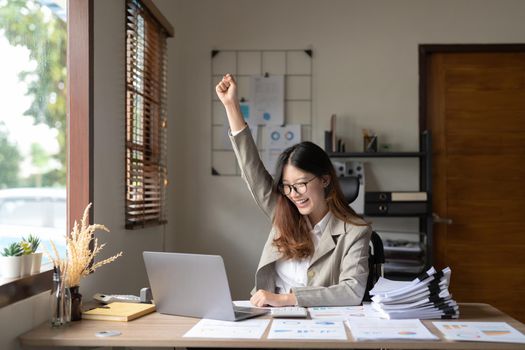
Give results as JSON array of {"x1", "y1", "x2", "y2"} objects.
[{"x1": 272, "y1": 141, "x2": 368, "y2": 260}]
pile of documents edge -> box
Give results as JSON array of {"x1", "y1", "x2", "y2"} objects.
[{"x1": 369, "y1": 266, "x2": 459, "y2": 320}]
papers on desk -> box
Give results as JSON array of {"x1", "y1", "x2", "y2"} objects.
[
  {"x1": 268, "y1": 319, "x2": 347, "y2": 340},
  {"x1": 185, "y1": 318, "x2": 348, "y2": 340},
  {"x1": 308, "y1": 304, "x2": 382, "y2": 321},
  {"x1": 183, "y1": 318, "x2": 270, "y2": 339},
  {"x1": 308, "y1": 306, "x2": 364, "y2": 320},
  {"x1": 433, "y1": 321, "x2": 525, "y2": 344},
  {"x1": 346, "y1": 319, "x2": 438, "y2": 341},
  {"x1": 370, "y1": 266, "x2": 459, "y2": 320}
]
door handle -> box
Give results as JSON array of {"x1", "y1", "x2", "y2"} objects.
[{"x1": 433, "y1": 213, "x2": 453, "y2": 224}]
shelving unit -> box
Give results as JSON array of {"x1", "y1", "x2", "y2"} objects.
[{"x1": 328, "y1": 131, "x2": 432, "y2": 279}]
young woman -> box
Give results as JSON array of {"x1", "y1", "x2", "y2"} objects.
[{"x1": 216, "y1": 74, "x2": 371, "y2": 307}]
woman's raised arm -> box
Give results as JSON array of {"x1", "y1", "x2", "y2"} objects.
[
  {"x1": 215, "y1": 74, "x2": 246, "y2": 133},
  {"x1": 215, "y1": 74, "x2": 277, "y2": 219}
]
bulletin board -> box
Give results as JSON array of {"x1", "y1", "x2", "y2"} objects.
[{"x1": 211, "y1": 49, "x2": 314, "y2": 176}]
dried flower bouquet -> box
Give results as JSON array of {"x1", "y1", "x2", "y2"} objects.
[{"x1": 44, "y1": 203, "x2": 122, "y2": 287}]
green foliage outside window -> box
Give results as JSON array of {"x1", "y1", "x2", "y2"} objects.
[
  {"x1": 0, "y1": 123, "x2": 22, "y2": 187},
  {"x1": 0, "y1": 0, "x2": 66, "y2": 188}
]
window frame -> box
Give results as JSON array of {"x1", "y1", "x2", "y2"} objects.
[
  {"x1": 124, "y1": 0, "x2": 173, "y2": 229},
  {"x1": 0, "y1": 0, "x2": 93, "y2": 308}
]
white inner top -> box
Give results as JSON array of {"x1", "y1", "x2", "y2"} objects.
[{"x1": 274, "y1": 212, "x2": 332, "y2": 294}]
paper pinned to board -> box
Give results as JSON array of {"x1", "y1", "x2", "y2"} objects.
[
  {"x1": 262, "y1": 124, "x2": 301, "y2": 174},
  {"x1": 250, "y1": 75, "x2": 284, "y2": 126},
  {"x1": 264, "y1": 124, "x2": 301, "y2": 149},
  {"x1": 183, "y1": 318, "x2": 271, "y2": 339},
  {"x1": 240, "y1": 101, "x2": 251, "y2": 121}
]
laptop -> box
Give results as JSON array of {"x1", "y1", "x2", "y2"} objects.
[{"x1": 143, "y1": 251, "x2": 268, "y2": 321}]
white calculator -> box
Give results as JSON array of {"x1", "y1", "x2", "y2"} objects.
[{"x1": 270, "y1": 306, "x2": 308, "y2": 318}]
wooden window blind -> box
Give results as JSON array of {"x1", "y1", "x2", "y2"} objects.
[{"x1": 125, "y1": 0, "x2": 172, "y2": 228}]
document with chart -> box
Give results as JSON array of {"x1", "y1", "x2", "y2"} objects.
[
  {"x1": 433, "y1": 322, "x2": 525, "y2": 344},
  {"x1": 308, "y1": 304, "x2": 382, "y2": 321},
  {"x1": 183, "y1": 318, "x2": 270, "y2": 339},
  {"x1": 346, "y1": 318, "x2": 438, "y2": 341},
  {"x1": 268, "y1": 319, "x2": 347, "y2": 340}
]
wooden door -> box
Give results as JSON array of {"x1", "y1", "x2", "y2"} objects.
[{"x1": 426, "y1": 50, "x2": 525, "y2": 322}]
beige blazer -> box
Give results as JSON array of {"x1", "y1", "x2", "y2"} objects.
[{"x1": 230, "y1": 127, "x2": 371, "y2": 307}]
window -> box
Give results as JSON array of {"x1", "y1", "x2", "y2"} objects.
[
  {"x1": 0, "y1": 0, "x2": 67, "y2": 261},
  {"x1": 0, "y1": 0, "x2": 91, "y2": 307},
  {"x1": 125, "y1": 0, "x2": 173, "y2": 228}
]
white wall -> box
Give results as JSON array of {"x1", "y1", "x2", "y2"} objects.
[
  {"x1": 155, "y1": 0, "x2": 525, "y2": 299},
  {"x1": 0, "y1": 292, "x2": 50, "y2": 350}
]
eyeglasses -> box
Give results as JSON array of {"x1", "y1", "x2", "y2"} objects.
[{"x1": 279, "y1": 176, "x2": 317, "y2": 196}]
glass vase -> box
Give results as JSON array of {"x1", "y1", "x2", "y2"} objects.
[
  {"x1": 50, "y1": 266, "x2": 71, "y2": 327},
  {"x1": 69, "y1": 285, "x2": 83, "y2": 321}
]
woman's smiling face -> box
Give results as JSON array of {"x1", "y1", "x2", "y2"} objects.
[{"x1": 281, "y1": 164, "x2": 329, "y2": 224}]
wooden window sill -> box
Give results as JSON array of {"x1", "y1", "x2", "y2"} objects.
[{"x1": 0, "y1": 266, "x2": 53, "y2": 308}]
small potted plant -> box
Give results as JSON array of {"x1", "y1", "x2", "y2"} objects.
[
  {"x1": 23, "y1": 234, "x2": 42, "y2": 274},
  {"x1": 30, "y1": 234, "x2": 42, "y2": 274},
  {"x1": 1, "y1": 242, "x2": 23, "y2": 278},
  {"x1": 19, "y1": 239, "x2": 33, "y2": 276}
]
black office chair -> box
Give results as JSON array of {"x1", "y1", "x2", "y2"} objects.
[{"x1": 338, "y1": 176, "x2": 385, "y2": 302}]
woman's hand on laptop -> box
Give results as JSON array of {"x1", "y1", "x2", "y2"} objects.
[{"x1": 250, "y1": 289, "x2": 297, "y2": 307}]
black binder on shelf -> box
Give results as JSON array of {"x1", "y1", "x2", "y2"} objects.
[
  {"x1": 365, "y1": 202, "x2": 429, "y2": 216},
  {"x1": 366, "y1": 191, "x2": 428, "y2": 202},
  {"x1": 324, "y1": 131, "x2": 333, "y2": 152}
]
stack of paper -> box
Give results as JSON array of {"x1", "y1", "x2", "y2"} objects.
[{"x1": 369, "y1": 267, "x2": 459, "y2": 320}]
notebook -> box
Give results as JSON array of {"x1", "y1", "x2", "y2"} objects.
[{"x1": 83, "y1": 302, "x2": 156, "y2": 321}]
